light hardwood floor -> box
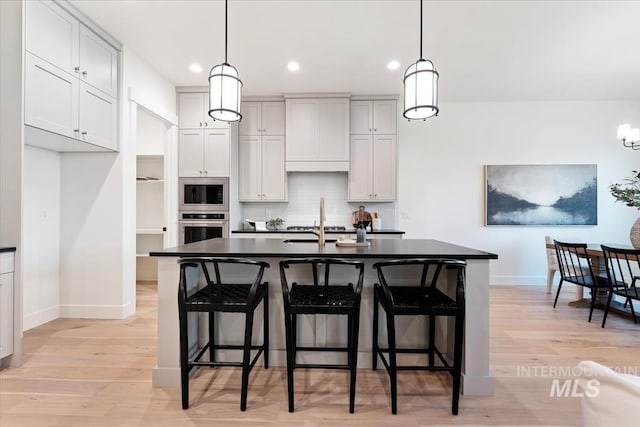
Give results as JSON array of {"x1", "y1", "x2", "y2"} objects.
[{"x1": 2, "y1": 283, "x2": 639, "y2": 426}]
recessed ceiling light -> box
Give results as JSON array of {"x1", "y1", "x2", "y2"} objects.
[
  {"x1": 287, "y1": 61, "x2": 300, "y2": 72},
  {"x1": 189, "y1": 63, "x2": 203, "y2": 73},
  {"x1": 387, "y1": 60, "x2": 400, "y2": 70}
]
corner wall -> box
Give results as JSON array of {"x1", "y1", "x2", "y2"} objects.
[{"x1": 397, "y1": 100, "x2": 640, "y2": 285}]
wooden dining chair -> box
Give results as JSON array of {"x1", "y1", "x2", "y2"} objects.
[
  {"x1": 553, "y1": 240, "x2": 609, "y2": 322},
  {"x1": 600, "y1": 245, "x2": 640, "y2": 328}
]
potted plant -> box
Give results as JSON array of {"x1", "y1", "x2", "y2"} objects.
[
  {"x1": 609, "y1": 170, "x2": 640, "y2": 248},
  {"x1": 266, "y1": 217, "x2": 284, "y2": 231}
]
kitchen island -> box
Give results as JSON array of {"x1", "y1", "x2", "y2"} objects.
[{"x1": 150, "y1": 238, "x2": 498, "y2": 395}]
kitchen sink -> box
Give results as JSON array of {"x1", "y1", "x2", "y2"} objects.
[{"x1": 282, "y1": 238, "x2": 337, "y2": 244}]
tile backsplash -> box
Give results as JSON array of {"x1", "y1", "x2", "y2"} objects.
[{"x1": 238, "y1": 172, "x2": 396, "y2": 230}]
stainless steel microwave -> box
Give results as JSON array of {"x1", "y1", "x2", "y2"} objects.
[{"x1": 179, "y1": 177, "x2": 229, "y2": 212}]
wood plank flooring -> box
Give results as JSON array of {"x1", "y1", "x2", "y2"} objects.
[{"x1": 2, "y1": 283, "x2": 639, "y2": 426}]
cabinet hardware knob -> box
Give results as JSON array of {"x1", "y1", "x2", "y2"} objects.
[
  {"x1": 205, "y1": 122, "x2": 208, "y2": 126},
  {"x1": 81, "y1": 131, "x2": 87, "y2": 136},
  {"x1": 82, "y1": 71, "x2": 87, "y2": 77},
  {"x1": 369, "y1": 128, "x2": 371, "y2": 132},
  {"x1": 73, "y1": 129, "x2": 80, "y2": 133},
  {"x1": 74, "y1": 66, "x2": 80, "y2": 73},
  {"x1": 199, "y1": 122, "x2": 202, "y2": 127}
]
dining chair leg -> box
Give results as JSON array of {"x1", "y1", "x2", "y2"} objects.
[
  {"x1": 601, "y1": 290, "x2": 614, "y2": 328},
  {"x1": 588, "y1": 289, "x2": 597, "y2": 323},
  {"x1": 629, "y1": 299, "x2": 637, "y2": 323},
  {"x1": 553, "y1": 279, "x2": 564, "y2": 308},
  {"x1": 546, "y1": 269, "x2": 556, "y2": 294},
  {"x1": 386, "y1": 309, "x2": 398, "y2": 415},
  {"x1": 372, "y1": 290, "x2": 379, "y2": 370},
  {"x1": 240, "y1": 310, "x2": 255, "y2": 411}
]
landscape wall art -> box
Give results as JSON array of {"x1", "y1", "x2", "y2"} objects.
[{"x1": 485, "y1": 164, "x2": 597, "y2": 226}]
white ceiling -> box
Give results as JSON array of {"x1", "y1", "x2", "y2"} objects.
[{"x1": 70, "y1": 0, "x2": 640, "y2": 101}]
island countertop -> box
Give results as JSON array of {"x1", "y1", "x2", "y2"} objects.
[{"x1": 149, "y1": 238, "x2": 497, "y2": 260}]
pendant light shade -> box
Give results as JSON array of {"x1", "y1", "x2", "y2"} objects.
[
  {"x1": 208, "y1": 62, "x2": 242, "y2": 122},
  {"x1": 208, "y1": 0, "x2": 242, "y2": 122},
  {"x1": 403, "y1": 0, "x2": 439, "y2": 121}
]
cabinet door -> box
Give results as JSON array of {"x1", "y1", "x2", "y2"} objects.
[
  {"x1": 79, "y1": 81, "x2": 117, "y2": 150},
  {"x1": 238, "y1": 135, "x2": 262, "y2": 201},
  {"x1": 261, "y1": 135, "x2": 286, "y2": 200},
  {"x1": 348, "y1": 135, "x2": 373, "y2": 201},
  {"x1": 203, "y1": 129, "x2": 230, "y2": 177},
  {"x1": 262, "y1": 102, "x2": 285, "y2": 135},
  {"x1": 285, "y1": 99, "x2": 316, "y2": 161},
  {"x1": 79, "y1": 25, "x2": 118, "y2": 98},
  {"x1": 179, "y1": 130, "x2": 204, "y2": 177},
  {"x1": 25, "y1": 53, "x2": 79, "y2": 140},
  {"x1": 373, "y1": 100, "x2": 397, "y2": 134},
  {"x1": 178, "y1": 93, "x2": 205, "y2": 129},
  {"x1": 372, "y1": 135, "x2": 397, "y2": 201},
  {"x1": 239, "y1": 102, "x2": 261, "y2": 135},
  {"x1": 25, "y1": 0, "x2": 79, "y2": 77},
  {"x1": 317, "y1": 99, "x2": 349, "y2": 161},
  {"x1": 350, "y1": 101, "x2": 372, "y2": 134},
  {"x1": 0, "y1": 271, "x2": 14, "y2": 359}
]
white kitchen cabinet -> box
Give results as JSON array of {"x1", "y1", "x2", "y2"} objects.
[
  {"x1": 239, "y1": 135, "x2": 286, "y2": 201},
  {"x1": 348, "y1": 134, "x2": 396, "y2": 202},
  {"x1": 285, "y1": 97, "x2": 350, "y2": 171},
  {"x1": 24, "y1": 0, "x2": 119, "y2": 151},
  {"x1": 179, "y1": 129, "x2": 230, "y2": 177},
  {"x1": 350, "y1": 100, "x2": 397, "y2": 135},
  {"x1": 240, "y1": 102, "x2": 285, "y2": 136},
  {"x1": 0, "y1": 252, "x2": 15, "y2": 360},
  {"x1": 25, "y1": 53, "x2": 117, "y2": 151},
  {"x1": 178, "y1": 92, "x2": 229, "y2": 129}
]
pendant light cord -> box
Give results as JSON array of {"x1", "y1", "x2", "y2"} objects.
[
  {"x1": 419, "y1": 0, "x2": 423, "y2": 60},
  {"x1": 224, "y1": 0, "x2": 228, "y2": 63}
]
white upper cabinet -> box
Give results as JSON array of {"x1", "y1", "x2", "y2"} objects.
[
  {"x1": 348, "y1": 99, "x2": 397, "y2": 202},
  {"x1": 350, "y1": 100, "x2": 396, "y2": 135},
  {"x1": 24, "y1": 0, "x2": 119, "y2": 151},
  {"x1": 285, "y1": 97, "x2": 349, "y2": 171},
  {"x1": 238, "y1": 101, "x2": 286, "y2": 201},
  {"x1": 178, "y1": 129, "x2": 230, "y2": 177},
  {"x1": 178, "y1": 92, "x2": 229, "y2": 129},
  {"x1": 240, "y1": 102, "x2": 285, "y2": 136}
]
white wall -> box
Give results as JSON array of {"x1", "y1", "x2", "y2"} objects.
[
  {"x1": 239, "y1": 172, "x2": 397, "y2": 230},
  {"x1": 397, "y1": 101, "x2": 640, "y2": 285},
  {"x1": 23, "y1": 146, "x2": 60, "y2": 329}
]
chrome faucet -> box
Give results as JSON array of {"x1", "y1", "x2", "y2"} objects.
[{"x1": 312, "y1": 196, "x2": 325, "y2": 246}]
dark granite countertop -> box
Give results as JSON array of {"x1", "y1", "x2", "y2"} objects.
[
  {"x1": 0, "y1": 247, "x2": 16, "y2": 253},
  {"x1": 232, "y1": 229, "x2": 405, "y2": 234},
  {"x1": 150, "y1": 238, "x2": 497, "y2": 260}
]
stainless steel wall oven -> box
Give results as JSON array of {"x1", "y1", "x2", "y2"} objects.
[{"x1": 179, "y1": 212, "x2": 229, "y2": 245}]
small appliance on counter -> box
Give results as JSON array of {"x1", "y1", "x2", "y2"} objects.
[{"x1": 246, "y1": 219, "x2": 267, "y2": 231}]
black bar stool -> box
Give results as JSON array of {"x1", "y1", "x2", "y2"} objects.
[
  {"x1": 279, "y1": 258, "x2": 365, "y2": 413},
  {"x1": 177, "y1": 257, "x2": 270, "y2": 411},
  {"x1": 372, "y1": 258, "x2": 466, "y2": 415}
]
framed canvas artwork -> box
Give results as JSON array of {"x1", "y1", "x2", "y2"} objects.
[{"x1": 485, "y1": 164, "x2": 597, "y2": 226}]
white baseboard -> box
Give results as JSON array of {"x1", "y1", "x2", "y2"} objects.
[
  {"x1": 23, "y1": 305, "x2": 59, "y2": 331},
  {"x1": 59, "y1": 301, "x2": 133, "y2": 319},
  {"x1": 490, "y1": 275, "x2": 547, "y2": 286}
]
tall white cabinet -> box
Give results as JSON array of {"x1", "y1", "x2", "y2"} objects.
[
  {"x1": 24, "y1": 0, "x2": 119, "y2": 151},
  {"x1": 178, "y1": 92, "x2": 230, "y2": 177},
  {"x1": 348, "y1": 99, "x2": 397, "y2": 202},
  {"x1": 238, "y1": 101, "x2": 286, "y2": 201}
]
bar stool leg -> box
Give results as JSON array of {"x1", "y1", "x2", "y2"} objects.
[
  {"x1": 428, "y1": 314, "x2": 435, "y2": 367},
  {"x1": 372, "y1": 290, "x2": 379, "y2": 370},
  {"x1": 209, "y1": 311, "x2": 216, "y2": 362},
  {"x1": 240, "y1": 310, "x2": 255, "y2": 411},
  {"x1": 386, "y1": 309, "x2": 398, "y2": 415},
  {"x1": 284, "y1": 311, "x2": 295, "y2": 412},
  {"x1": 452, "y1": 313, "x2": 464, "y2": 415},
  {"x1": 349, "y1": 305, "x2": 360, "y2": 414},
  {"x1": 179, "y1": 305, "x2": 190, "y2": 410},
  {"x1": 263, "y1": 292, "x2": 269, "y2": 368}
]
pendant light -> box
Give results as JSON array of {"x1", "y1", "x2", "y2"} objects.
[
  {"x1": 403, "y1": 0, "x2": 439, "y2": 120},
  {"x1": 208, "y1": 0, "x2": 242, "y2": 122}
]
